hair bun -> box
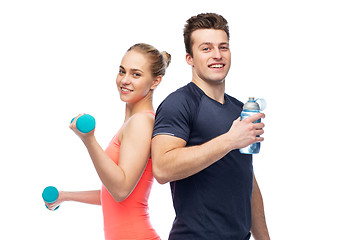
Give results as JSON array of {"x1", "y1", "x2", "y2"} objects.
[{"x1": 161, "y1": 51, "x2": 171, "y2": 68}]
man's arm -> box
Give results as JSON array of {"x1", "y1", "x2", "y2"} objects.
[
  {"x1": 251, "y1": 174, "x2": 270, "y2": 240},
  {"x1": 152, "y1": 132, "x2": 233, "y2": 184},
  {"x1": 151, "y1": 113, "x2": 265, "y2": 184}
]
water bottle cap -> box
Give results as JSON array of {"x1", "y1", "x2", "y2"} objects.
[
  {"x1": 243, "y1": 97, "x2": 266, "y2": 111},
  {"x1": 243, "y1": 97, "x2": 260, "y2": 111}
]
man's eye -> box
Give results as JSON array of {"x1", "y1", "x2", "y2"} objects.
[
  {"x1": 203, "y1": 47, "x2": 210, "y2": 51},
  {"x1": 119, "y1": 69, "x2": 125, "y2": 74}
]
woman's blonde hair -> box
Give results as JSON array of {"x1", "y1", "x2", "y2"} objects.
[{"x1": 127, "y1": 43, "x2": 171, "y2": 78}]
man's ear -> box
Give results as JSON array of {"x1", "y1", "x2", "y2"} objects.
[
  {"x1": 151, "y1": 75, "x2": 162, "y2": 90},
  {"x1": 186, "y1": 53, "x2": 194, "y2": 66}
]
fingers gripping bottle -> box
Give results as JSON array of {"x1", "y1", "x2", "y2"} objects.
[{"x1": 239, "y1": 97, "x2": 266, "y2": 154}]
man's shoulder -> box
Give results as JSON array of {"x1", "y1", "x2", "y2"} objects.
[{"x1": 162, "y1": 82, "x2": 203, "y2": 106}]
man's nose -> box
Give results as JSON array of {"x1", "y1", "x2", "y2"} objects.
[{"x1": 212, "y1": 48, "x2": 222, "y2": 59}]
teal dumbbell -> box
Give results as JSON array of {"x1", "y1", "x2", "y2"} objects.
[
  {"x1": 71, "y1": 114, "x2": 95, "y2": 133},
  {"x1": 42, "y1": 186, "x2": 60, "y2": 210}
]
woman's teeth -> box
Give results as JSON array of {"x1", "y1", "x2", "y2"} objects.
[{"x1": 121, "y1": 88, "x2": 131, "y2": 92}]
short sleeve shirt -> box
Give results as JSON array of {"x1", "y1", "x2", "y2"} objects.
[{"x1": 153, "y1": 82, "x2": 253, "y2": 240}]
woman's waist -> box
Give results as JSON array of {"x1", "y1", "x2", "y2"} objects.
[
  {"x1": 101, "y1": 195, "x2": 150, "y2": 220},
  {"x1": 104, "y1": 222, "x2": 159, "y2": 240},
  {"x1": 103, "y1": 211, "x2": 152, "y2": 227},
  {"x1": 103, "y1": 210, "x2": 156, "y2": 237}
]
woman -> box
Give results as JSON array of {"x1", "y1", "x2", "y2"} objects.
[{"x1": 45, "y1": 43, "x2": 171, "y2": 239}]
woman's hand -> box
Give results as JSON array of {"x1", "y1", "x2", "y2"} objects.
[
  {"x1": 69, "y1": 114, "x2": 95, "y2": 143},
  {"x1": 44, "y1": 192, "x2": 64, "y2": 211}
]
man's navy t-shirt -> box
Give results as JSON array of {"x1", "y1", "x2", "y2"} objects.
[{"x1": 153, "y1": 83, "x2": 253, "y2": 240}]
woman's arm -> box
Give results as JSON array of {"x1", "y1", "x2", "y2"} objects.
[
  {"x1": 71, "y1": 113, "x2": 154, "y2": 202},
  {"x1": 45, "y1": 190, "x2": 101, "y2": 210}
]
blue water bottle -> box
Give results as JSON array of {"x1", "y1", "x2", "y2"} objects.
[{"x1": 239, "y1": 97, "x2": 266, "y2": 154}]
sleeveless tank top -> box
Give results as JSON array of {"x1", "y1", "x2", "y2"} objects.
[{"x1": 101, "y1": 111, "x2": 159, "y2": 240}]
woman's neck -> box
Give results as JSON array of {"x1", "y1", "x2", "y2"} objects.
[{"x1": 124, "y1": 95, "x2": 154, "y2": 122}]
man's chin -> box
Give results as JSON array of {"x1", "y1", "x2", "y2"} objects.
[{"x1": 205, "y1": 77, "x2": 226, "y2": 85}]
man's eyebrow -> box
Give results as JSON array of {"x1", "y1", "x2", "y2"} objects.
[
  {"x1": 198, "y1": 42, "x2": 212, "y2": 47},
  {"x1": 198, "y1": 42, "x2": 229, "y2": 47}
]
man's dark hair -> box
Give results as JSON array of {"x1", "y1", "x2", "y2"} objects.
[{"x1": 183, "y1": 13, "x2": 230, "y2": 56}]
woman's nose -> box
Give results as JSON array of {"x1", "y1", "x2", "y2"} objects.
[{"x1": 120, "y1": 74, "x2": 131, "y2": 85}]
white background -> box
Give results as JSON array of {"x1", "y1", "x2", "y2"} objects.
[{"x1": 0, "y1": 0, "x2": 344, "y2": 239}]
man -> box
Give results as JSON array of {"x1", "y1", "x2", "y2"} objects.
[{"x1": 152, "y1": 13, "x2": 270, "y2": 240}]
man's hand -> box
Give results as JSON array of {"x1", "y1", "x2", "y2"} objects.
[{"x1": 227, "y1": 113, "x2": 265, "y2": 150}]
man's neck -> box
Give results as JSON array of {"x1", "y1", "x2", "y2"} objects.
[{"x1": 192, "y1": 78, "x2": 226, "y2": 104}]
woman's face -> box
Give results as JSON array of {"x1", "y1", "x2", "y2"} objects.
[{"x1": 116, "y1": 50, "x2": 157, "y2": 104}]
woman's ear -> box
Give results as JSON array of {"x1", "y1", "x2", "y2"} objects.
[
  {"x1": 151, "y1": 75, "x2": 162, "y2": 90},
  {"x1": 186, "y1": 53, "x2": 194, "y2": 66}
]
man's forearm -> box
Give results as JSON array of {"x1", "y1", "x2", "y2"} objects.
[
  {"x1": 251, "y1": 175, "x2": 270, "y2": 240},
  {"x1": 152, "y1": 133, "x2": 235, "y2": 184}
]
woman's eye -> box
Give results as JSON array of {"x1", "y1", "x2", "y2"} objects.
[
  {"x1": 133, "y1": 73, "x2": 141, "y2": 77},
  {"x1": 203, "y1": 47, "x2": 210, "y2": 51}
]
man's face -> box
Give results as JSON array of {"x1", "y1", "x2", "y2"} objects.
[{"x1": 186, "y1": 29, "x2": 231, "y2": 85}]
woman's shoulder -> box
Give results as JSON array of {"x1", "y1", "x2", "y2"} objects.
[
  {"x1": 124, "y1": 111, "x2": 155, "y2": 133},
  {"x1": 118, "y1": 111, "x2": 155, "y2": 142},
  {"x1": 131, "y1": 111, "x2": 155, "y2": 122}
]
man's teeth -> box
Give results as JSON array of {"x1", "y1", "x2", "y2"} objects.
[
  {"x1": 210, "y1": 64, "x2": 224, "y2": 68},
  {"x1": 122, "y1": 88, "x2": 131, "y2": 92}
]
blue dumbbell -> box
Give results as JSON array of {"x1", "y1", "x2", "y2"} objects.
[
  {"x1": 42, "y1": 186, "x2": 60, "y2": 210},
  {"x1": 71, "y1": 114, "x2": 96, "y2": 133}
]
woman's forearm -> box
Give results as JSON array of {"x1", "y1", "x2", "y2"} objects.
[{"x1": 60, "y1": 190, "x2": 101, "y2": 205}]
